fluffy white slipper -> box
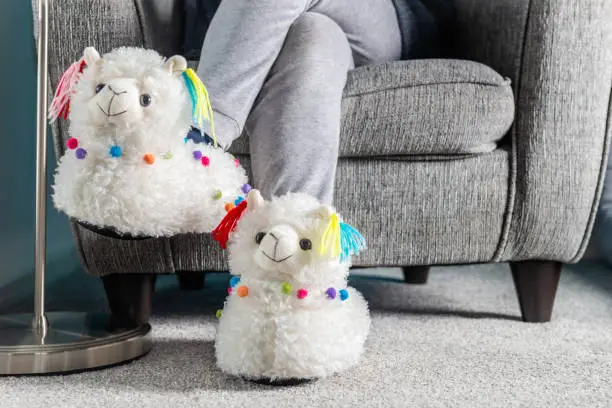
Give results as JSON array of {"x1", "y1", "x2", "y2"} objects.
[
  {"x1": 213, "y1": 190, "x2": 370, "y2": 382},
  {"x1": 49, "y1": 46, "x2": 248, "y2": 237}
]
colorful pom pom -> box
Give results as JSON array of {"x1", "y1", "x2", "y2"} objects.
[
  {"x1": 234, "y1": 196, "x2": 244, "y2": 206},
  {"x1": 230, "y1": 276, "x2": 240, "y2": 287},
  {"x1": 237, "y1": 286, "x2": 249, "y2": 297},
  {"x1": 201, "y1": 156, "x2": 210, "y2": 166},
  {"x1": 109, "y1": 145, "x2": 122, "y2": 158},
  {"x1": 242, "y1": 184, "x2": 252, "y2": 194},
  {"x1": 216, "y1": 309, "x2": 223, "y2": 319},
  {"x1": 326, "y1": 288, "x2": 337, "y2": 300},
  {"x1": 193, "y1": 150, "x2": 202, "y2": 160},
  {"x1": 66, "y1": 138, "x2": 78, "y2": 150},
  {"x1": 281, "y1": 282, "x2": 292, "y2": 295},
  {"x1": 234, "y1": 158, "x2": 240, "y2": 167},
  {"x1": 162, "y1": 152, "x2": 173, "y2": 160},
  {"x1": 224, "y1": 202, "x2": 235, "y2": 212},
  {"x1": 213, "y1": 190, "x2": 223, "y2": 200},
  {"x1": 297, "y1": 289, "x2": 308, "y2": 299},
  {"x1": 143, "y1": 154, "x2": 155, "y2": 165},
  {"x1": 75, "y1": 148, "x2": 87, "y2": 160},
  {"x1": 227, "y1": 287, "x2": 232, "y2": 295},
  {"x1": 339, "y1": 289, "x2": 349, "y2": 301}
]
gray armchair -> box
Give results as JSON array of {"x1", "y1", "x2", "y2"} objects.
[{"x1": 40, "y1": 0, "x2": 611, "y2": 325}]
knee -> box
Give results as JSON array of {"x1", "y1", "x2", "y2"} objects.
[{"x1": 283, "y1": 13, "x2": 353, "y2": 83}]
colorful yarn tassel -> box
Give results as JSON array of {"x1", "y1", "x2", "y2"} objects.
[
  {"x1": 319, "y1": 213, "x2": 341, "y2": 258},
  {"x1": 182, "y1": 68, "x2": 217, "y2": 147},
  {"x1": 212, "y1": 200, "x2": 248, "y2": 249},
  {"x1": 339, "y1": 222, "x2": 367, "y2": 261},
  {"x1": 49, "y1": 58, "x2": 86, "y2": 122}
]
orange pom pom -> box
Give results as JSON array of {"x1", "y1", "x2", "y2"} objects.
[
  {"x1": 225, "y1": 202, "x2": 235, "y2": 212},
  {"x1": 143, "y1": 154, "x2": 155, "y2": 165},
  {"x1": 237, "y1": 286, "x2": 249, "y2": 297}
]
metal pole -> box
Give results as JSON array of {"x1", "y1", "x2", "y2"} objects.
[{"x1": 32, "y1": 0, "x2": 49, "y2": 336}]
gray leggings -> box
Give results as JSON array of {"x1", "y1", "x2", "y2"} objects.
[{"x1": 197, "y1": 0, "x2": 402, "y2": 203}]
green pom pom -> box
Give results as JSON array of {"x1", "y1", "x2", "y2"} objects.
[
  {"x1": 213, "y1": 190, "x2": 223, "y2": 200},
  {"x1": 281, "y1": 282, "x2": 292, "y2": 295},
  {"x1": 215, "y1": 309, "x2": 223, "y2": 319}
]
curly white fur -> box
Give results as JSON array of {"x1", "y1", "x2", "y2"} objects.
[
  {"x1": 52, "y1": 47, "x2": 247, "y2": 236},
  {"x1": 215, "y1": 190, "x2": 370, "y2": 381}
]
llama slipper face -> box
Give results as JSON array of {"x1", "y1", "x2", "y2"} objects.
[
  {"x1": 49, "y1": 46, "x2": 248, "y2": 237},
  {"x1": 212, "y1": 190, "x2": 371, "y2": 381}
]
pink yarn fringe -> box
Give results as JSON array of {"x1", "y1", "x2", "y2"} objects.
[{"x1": 48, "y1": 58, "x2": 86, "y2": 122}]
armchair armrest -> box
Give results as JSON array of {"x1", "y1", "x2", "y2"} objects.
[{"x1": 453, "y1": 0, "x2": 612, "y2": 262}]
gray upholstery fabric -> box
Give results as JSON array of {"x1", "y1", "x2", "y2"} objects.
[
  {"x1": 452, "y1": 0, "x2": 612, "y2": 263},
  {"x1": 339, "y1": 59, "x2": 513, "y2": 156},
  {"x1": 38, "y1": 0, "x2": 611, "y2": 276},
  {"x1": 231, "y1": 59, "x2": 515, "y2": 157},
  {"x1": 494, "y1": 0, "x2": 612, "y2": 263}
]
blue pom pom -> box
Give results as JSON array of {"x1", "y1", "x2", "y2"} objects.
[
  {"x1": 109, "y1": 145, "x2": 122, "y2": 158},
  {"x1": 339, "y1": 289, "x2": 349, "y2": 301},
  {"x1": 230, "y1": 276, "x2": 240, "y2": 287},
  {"x1": 234, "y1": 196, "x2": 244, "y2": 206}
]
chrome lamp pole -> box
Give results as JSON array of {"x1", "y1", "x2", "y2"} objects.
[{"x1": 0, "y1": 0, "x2": 152, "y2": 375}]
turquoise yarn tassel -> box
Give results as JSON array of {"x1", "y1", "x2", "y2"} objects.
[{"x1": 339, "y1": 222, "x2": 366, "y2": 262}]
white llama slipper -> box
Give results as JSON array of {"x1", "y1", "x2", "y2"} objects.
[
  {"x1": 49, "y1": 46, "x2": 248, "y2": 237},
  {"x1": 212, "y1": 189, "x2": 370, "y2": 382}
]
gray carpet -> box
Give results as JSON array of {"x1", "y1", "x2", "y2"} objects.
[{"x1": 1, "y1": 262, "x2": 612, "y2": 407}]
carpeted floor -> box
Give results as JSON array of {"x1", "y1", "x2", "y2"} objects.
[{"x1": 1, "y1": 262, "x2": 611, "y2": 407}]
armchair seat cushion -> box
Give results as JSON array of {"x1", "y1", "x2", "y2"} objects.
[{"x1": 227, "y1": 59, "x2": 515, "y2": 158}]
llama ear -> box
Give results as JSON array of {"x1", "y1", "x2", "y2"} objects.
[
  {"x1": 83, "y1": 47, "x2": 101, "y2": 67},
  {"x1": 164, "y1": 55, "x2": 188, "y2": 76},
  {"x1": 247, "y1": 189, "x2": 265, "y2": 212},
  {"x1": 313, "y1": 205, "x2": 335, "y2": 219}
]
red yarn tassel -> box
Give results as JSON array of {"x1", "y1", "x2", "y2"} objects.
[{"x1": 212, "y1": 200, "x2": 248, "y2": 249}]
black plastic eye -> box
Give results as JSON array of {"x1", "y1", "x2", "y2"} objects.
[
  {"x1": 140, "y1": 94, "x2": 152, "y2": 107},
  {"x1": 255, "y1": 232, "x2": 266, "y2": 244},
  {"x1": 95, "y1": 83, "x2": 105, "y2": 93},
  {"x1": 299, "y1": 239, "x2": 312, "y2": 251}
]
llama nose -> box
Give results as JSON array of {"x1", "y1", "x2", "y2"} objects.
[{"x1": 260, "y1": 225, "x2": 298, "y2": 262}]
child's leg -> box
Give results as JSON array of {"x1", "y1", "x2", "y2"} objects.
[
  {"x1": 245, "y1": 13, "x2": 352, "y2": 203},
  {"x1": 197, "y1": 0, "x2": 402, "y2": 148}
]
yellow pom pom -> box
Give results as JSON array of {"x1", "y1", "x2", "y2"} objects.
[{"x1": 215, "y1": 309, "x2": 223, "y2": 319}]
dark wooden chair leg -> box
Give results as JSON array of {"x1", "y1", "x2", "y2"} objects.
[
  {"x1": 102, "y1": 273, "x2": 157, "y2": 328},
  {"x1": 402, "y1": 266, "x2": 430, "y2": 284},
  {"x1": 176, "y1": 271, "x2": 206, "y2": 291},
  {"x1": 510, "y1": 261, "x2": 562, "y2": 323}
]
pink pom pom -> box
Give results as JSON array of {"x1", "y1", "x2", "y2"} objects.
[
  {"x1": 201, "y1": 156, "x2": 210, "y2": 166},
  {"x1": 297, "y1": 289, "x2": 308, "y2": 299},
  {"x1": 66, "y1": 138, "x2": 78, "y2": 150},
  {"x1": 234, "y1": 158, "x2": 240, "y2": 167}
]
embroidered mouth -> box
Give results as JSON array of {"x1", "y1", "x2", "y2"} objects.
[
  {"x1": 262, "y1": 252, "x2": 293, "y2": 263},
  {"x1": 97, "y1": 103, "x2": 127, "y2": 118}
]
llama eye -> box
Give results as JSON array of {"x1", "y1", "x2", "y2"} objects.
[
  {"x1": 140, "y1": 94, "x2": 152, "y2": 107},
  {"x1": 299, "y1": 239, "x2": 312, "y2": 251},
  {"x1": 255, "y1": 232, "x2": 266, "y2": 244},
  {"x1": 95, "y1": 83, "x2": 105, "y2": 93}
]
